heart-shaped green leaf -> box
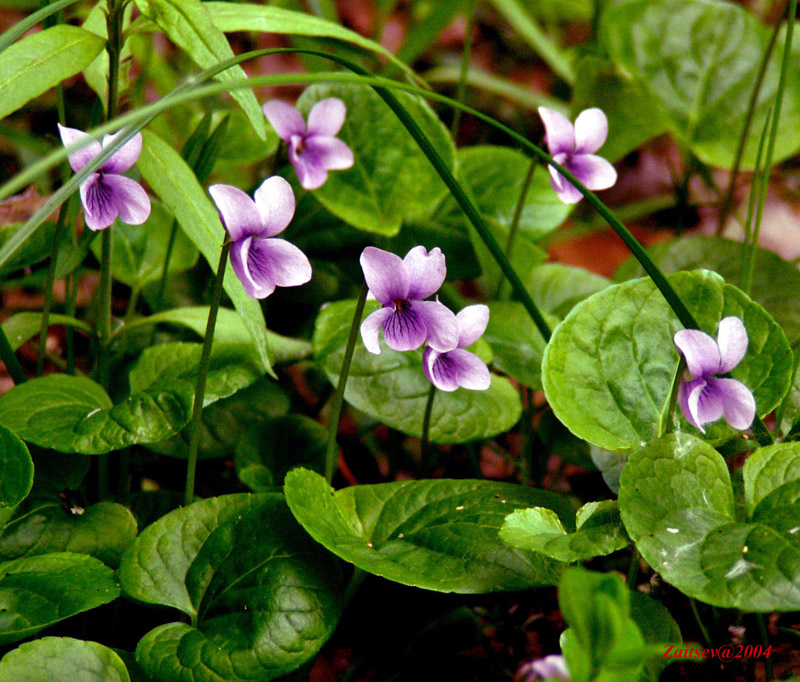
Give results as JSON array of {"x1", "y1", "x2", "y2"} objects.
[
  {"x1": 0, "y1": 637, "x2": 131, "y2": 682},
  {"x1": 0, "y1": 424, "x2": 33, "y2": 509},
  {"x1": 120, "y1": 493, "x2": 341, "y2": 682},
  {"x1": 0, "y1": 552, "x2": 120, "y2": 645},
  {"x1": 542, "y1": 270, "x2": 793, "y2": 453},
  {"x1": 524, "y1": 263, "x2": 610, "y2": 320},
  {"x1": 295, "y1": 83, "x2": 455, "y2": 236},
  {"x1": 285, "y1": 468, "x2": 573, "y2": 592},
  {"x1": 314, "y1": 300, "x2": 522, "y2": 444},
  {"x1": 619, "y1": 432, "x2": 800, "y2": 611},
  {"x1": 1, "y1": 312, "x2": 91, "y2": 352}
]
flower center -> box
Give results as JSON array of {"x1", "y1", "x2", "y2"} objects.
[{"x1": 393, "y1": 298, "x2": 407, "y2": 311}]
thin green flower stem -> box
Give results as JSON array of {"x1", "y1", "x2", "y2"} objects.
[
  {"x1": 450, "y1": 0, "x2": 476, "y2": 139},
  {"x1": 125, "y1": 286, "x2": 140, "y2": 321},
  {"x1": 420, "y1": 382, "x2": 437, "y2": 475},
  {"x1": 324, "y1": 284, "x2": 368, "y2": 485},
  {"x1": 153, "y1": 220, "x2": 179, "y2": 311},
  {"x1": 740, "y1": 106, "x2": 771, "y2": 293},
  {"x1": 716, "y1": 7, "x2": 782, "y2": 236},
  {"x1": 662, "y1": 357, "x2": 686, "y2": 436},
  {"x1": 106, "y1": 0, "x2": 125, "y2": 120},
  {"x1": 65, "y1": 272, "x2": 77, "y2": 375},
  {"x1": 36, "y1": 214, "x2": 67, "y2": 377},
  {"x1": 96, "y1": 229, "x2": 113, "y2": 388},
  {"x1": 626, "y1": 548, "x2": 640, "y2": 590},
  {"x1": 343, "y1": 567, "x2": 366, "y2": 608},
  {"x1": 494, "y1": 154, "x2": 536, "y2": 298},
  {"x1": 689, "y1": 598, "x2": 713, "y2": 649},
  {"x1": 184, "y1": 239, "x2": 230, "y2": 507},
  {"x1": 519, "y1": 385, "x2": 534, "y2": 485},
  {"x1": 757, "y1": 614, "x2": 776, "y2": 681},
  {"x1": 0, "y1": 326, "x2": 26, "y2": 385},
  {"x1": 0, "y1": 0, "x2": 80, "y2": 53}
]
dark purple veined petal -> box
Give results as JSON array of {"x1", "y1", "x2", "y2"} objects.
[
  {"x1": 714, "y1": 377, "x2": 756, "y2": 430},
  {"x1": 79, "y1": 174, "x2": 119, "y2": 231},
  {"x1": 253, "y1": 176, "x2": 295, "y2": 237},
  {"x1": 58, "y1": 124, "x2": 102, "y2": 173},
  {"x1": 303, "y1": 135, "x2": 354, "y2": 171},
  {"x1": 415, "y1": 300, "x2": 458, "y2": 352},
  {"x1": 687, "y1": 378, "x2": 725, "y2": 433},
  {"x1": 674, "y1": 328, "x2": 721, "y2": 380},
  {"x1": 252, "y1": 238, "x2": 312, "y2": 288},
  {"x1": 288, "y1": 143, "x2": 330, "y2": 190},
  {"x1": 716, "y1": 316, "x2": 748, "y2": 374},
  {"x1": 229, "y1": 236, "x2": 276, "y2": 299},
  {"x1": 403, "y1": 246, "x2": 447, "y2": 300},
  {"x1": 678, "y1": 378, "x2": 704, "y2": 431},
  {"x1": 538, "y1": 107, "x2": 575, "y2": 157},
  {"x1": 208, "y1": 184, "x2": 263, "y2": 242},
  {"x1": 456, "y1": 304, "x2": 489, "y2": 348},
  {"x1": 423, "y1": 347, "x2": 460, "y2": 392},
  {"x1": 382, "y1": 301, "x2": 429, "y2": 352},
  {"x1": 100, "y1": 130, "x2": 143, "y2": 174},
  {"x1": 573, "y1": 108, "x2": 608, "y2": 155},
  {"x1": 566, "y1": 154, "x2": 617, "y2": 192},
  {"x1": 263, "y1": 100, "x2": 306, "y2": 140},
  {"x1": 360, "y1": 307, "x2": 393, "y2": 354},
  {"x1": 360, "y1": 247, "x2": 410, "y2": 304},
  {"x1": 306, "y1": 97, "x2": 346, "y2": 137},
  {"x1": 103, "y1": 175, "x2": 150, "y2": 225}
]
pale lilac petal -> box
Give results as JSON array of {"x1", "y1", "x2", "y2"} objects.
[
  {"x1": 360, "y1": 307, "x2": 393, "y2": 354},
  {"x1": 538, "y1": 107, "x2": 575, "y2": 156},
  {"x1": 573, "y1": 108, "x2": 608, "y2": 154},
  {"x1": 423, "y1": 347, "x2": 459, "y2": 392},
  {"x1": 448, "y1": 349, "x2": 491, "y2": 390},
  {"x1": 674, "y1": 329, "x2": 721, "y2": 379},
  {"x1": 229, "y1": 237, "x2": 276, "y2": 299},
  {"x1": 306, "y1": 97, "x2": 346, "y2": 137},
  {"x1": 567, "y1": 154, "x2": 617, "y2": 192},
  {"x1": 456, "y1": 304, "x2": 489, "y2": 348},
  {"x1": 714, "y1": 378, "x2": 756, "y2": 430},
  {"x1": 678, "y1": 378, "x2": 705, "y2": 431},
  {"x1": 303, "y1": 136, "x2": 354, "y2": 170},
  {"x1": 360, "y1": 247, "x2": 409, "y2": 304},
  {"x1": 79, "y1": 174, "x2": 118, "y2": 230},
  {"x1": 548, "y1": 164, "x2": 583, "y2": 204},
  {"x1": 403, "y1": 246, "x2": 447, "y2": 300},
  {"x1": 688, "y1": 380, "x2": 725, "y2": 433},
  {"x1": 100, "y1": 130, "x2": 142, "y2": 174},
  {"x1": 263, "y1": 100, "x2": 306, "y2": 140},
  {"x1": 382, "y1": 301, "x2": 429, "y2": 352},
  {"x1": 253, "y1": 176, "x2": 295, "y2": 237},
  {"x1": 209, "y1": 184, "x2": 262, "y2": 242},
  {"x1": 288, "y1": 144, "x2": 329, "y2": 190},
  {"x1": 415, "y1": 300, "x2": 458, "y2": 352},
  {"x1": 717, "y1": 316, "x2": 748, "y2": 373},
  {"x1": 526, "y1": 654, "x2": 570, "y2": 680},
  {"x1": 102, "y1": 175, "x2": 150, "y2": 225},
  {"x1": 58, "y1": 124, "x2": 101, "y2": 172},
  {"x1": 252, "y1": 238, "x2": 312, "y2": 288}
]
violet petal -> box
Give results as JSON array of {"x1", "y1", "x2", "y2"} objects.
[
  {"x1": 360, "y1": 307, "x2": 393, "y2": 354},
  {"x1": 526, "y1": 654, "x2": 570, "y2": 680},
  {"x1": 306, "y1": 97, "x2": 346, "y2": 137},
  {"x1": 80, "y1": 174, "x2": 118, "y2": 230},
  {"x1": 678, "y1": 378, "x2": 705, "y2": 432},
  {"x1": 100, "y1": 130, "x2": 143, "y2": 174},
  {"x1": 688, "y1": 379, "x2": 725, "y2": 432},
  {"x1": 573, "y1": 108, "x2": 608, "y2": 155},
  {"x1": 714, "y1": 377, "x2": 756, "y2": 430},
  {"x1": 230, "y1": 236, "x2": 276, "y2": 299},
  {"x1": 456, "y1": 304, "x2": 489, "y2": 348},
  {"x1": 208, "y1": 184, "x2": 263, "y2": 242},
  {"x1": 304, "y1": 135, "x2": 354, "y2": 171},
  {"x1": 674, "y1": 329, "x2": 721, "y2": 379},
  {"x1": 263, "y1": 100, "x2": 306, "y2": 140},
  {"x1": 716, "y1": 316, "x2": 748, "y2": 373},
  {"x1": 102, "y1": 174, "x2": 151, "y2": 225},
  {"x1": 547, "y1": 165, "x2": 583, "y2": 204},
  {"x1": 252, "y1": 238, "x2": 312, "y2": 288},
  {"x1": 404, "y1": 246, "x2": 446, "y2": 300},
  {"x1": 360, "y1": 247, "x2": 409, "y2": 304},
  {"x1": 538, "y1": 107, "x2": 575, "y2": 156},
  {"x1": 288, "y1": 145, "x2": 330, "y2": 190},
  {"x1": 567, "y1": 154, "x2": 617, "y2": 191},
  {"x1": 382, "y1": 301, "x2": 429, "y2": 352},
  {"x1": 253, "y1": 176, "x2": 295, "y2": 237},
  {"x1": 415, "y1": 300, "x2": 459, "y2": 352},
  {"x1": 448, "y1": 348, "x2": 491, "y2": 390},
  {"x1": 423, "y1": 347, "x2": 460, "y2": 392},
  {"x1": 58, "y1": 124, "x2": 101, "y2": 173}
]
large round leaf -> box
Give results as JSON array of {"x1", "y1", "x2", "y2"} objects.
[
  {"x1": 619, "y1": 432, "x2": 800, "y2": 611},
  {"x1": 285, "y1": 468, "x2": 572, "y2": 593},
  {"x1": 120, "y1": 493, "x2": 341, "y2": 682},
  {"x1": 0, "y1": 552, "x2": 120, "y2": 645},
  {"x1": 600, "y1": 0, "x2": 800, "y2": 169},
  {"x1": 0, "y1": 637, "x2": 130, "y2": 682},
  {"x1": 314, "y1": 300, "x2": 521, "y2": 444},
  {"x1": 542, "y1": 270, "x2": 793, "y2": 453},
  {"x1": 296, "y1": 83, "x2": 455, "y2": 236},
  {"x1": 0, "y1": 424, "x2": 32, "y2": 509}
]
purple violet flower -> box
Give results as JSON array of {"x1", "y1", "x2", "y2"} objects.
[
  {"x1": 423, "y1": 304, "x2": 491, "y2": 392},
  {"x1": 519, "y1": 654, "x2": 570, "y2": 681},
  {"x1": 208, "y1": 176, "x2": 311, "y2": 299},
  {"x1": 359, "y1": 246, "x2": 458, "y2": 355},
  {"x1": 673, "y1": 316, "x2": 756, "y2": 433},
  {"x1": 263, "y1": 98, "x2": 354, "y2": 190},
  {"x1": 538, "y1": 107, "x2": 617, "y2": 205},
  {"x1": 58, "y1": 124, "x2": 151, "y2": 231}
]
